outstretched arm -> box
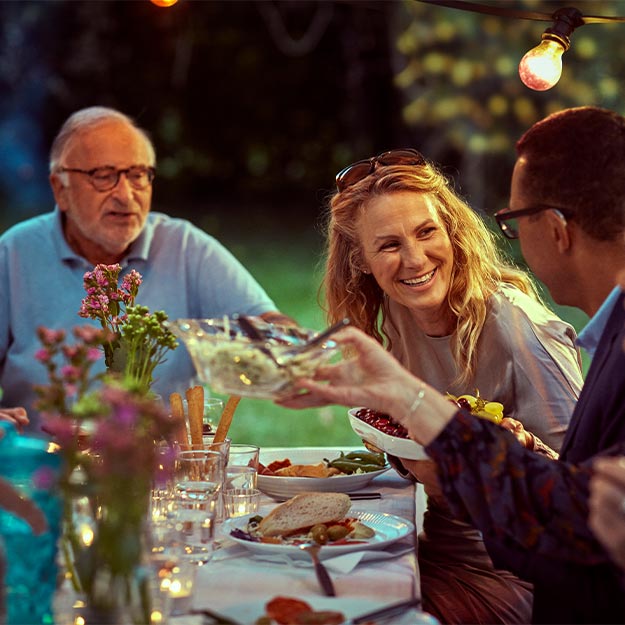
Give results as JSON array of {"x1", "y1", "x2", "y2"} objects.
[{"x1": 279, "y1": 326, "x2": 614, "y2": 564}]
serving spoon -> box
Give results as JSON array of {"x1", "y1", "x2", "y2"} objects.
[{"x1": 236, "y1": 316, "x2": 350, "y2": 368}]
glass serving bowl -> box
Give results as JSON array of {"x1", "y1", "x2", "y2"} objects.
[{"x1": 166, "y1": 317, "x2": 340, "y2": 399}]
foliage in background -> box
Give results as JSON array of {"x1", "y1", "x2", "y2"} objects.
[{"x1": 392, "y1": 0, "x2": 625, "y2": 212}]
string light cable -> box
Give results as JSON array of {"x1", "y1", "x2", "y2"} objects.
[{"x1": 416, "y1": 0, "x2": 625, "y2": 90}]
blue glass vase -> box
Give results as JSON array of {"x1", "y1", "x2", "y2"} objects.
[{"x1": 0, "y1": 423, "x2": 62, "y2": 625}]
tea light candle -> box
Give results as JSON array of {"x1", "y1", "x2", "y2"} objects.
[{"x1": 224, "y1": 488, "x2": 261, "y2": 518}]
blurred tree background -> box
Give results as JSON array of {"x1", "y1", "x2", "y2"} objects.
[{"x1": 0, "y1": 0, "x2": 623, "y2": 444}]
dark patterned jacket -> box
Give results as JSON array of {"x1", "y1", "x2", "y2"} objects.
[{"x1": 427, "y1": 292, "x2": 625, "y2": 624}]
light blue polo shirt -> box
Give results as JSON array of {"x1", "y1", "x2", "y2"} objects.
[{"x1": 0, "y1": 208, "x2": 277, "y2": 433}]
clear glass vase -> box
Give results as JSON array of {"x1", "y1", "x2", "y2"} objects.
[{"x1": 60, "y1": 483, "x2": 158, "y2": 624}]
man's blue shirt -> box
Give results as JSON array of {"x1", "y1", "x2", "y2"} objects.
[{"x1": 0, "y1": 208, "x2": 277, "y2": 432}]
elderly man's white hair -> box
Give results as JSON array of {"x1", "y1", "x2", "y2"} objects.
[{"x1": 49, "y1": 106, "x2": 156, "y2": 174}]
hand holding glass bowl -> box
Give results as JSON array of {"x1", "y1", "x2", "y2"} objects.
[{"x1": 166, "y1": 317, "x2": 344, "y2": 399}]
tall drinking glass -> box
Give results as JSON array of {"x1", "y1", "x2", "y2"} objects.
[
  {"x1": 196, "y1": 436, "x2": 230, "y2": 522},
  {"x1": 226, "y1": 444, "x2": 260, "y2": 490},
  {"x1": 174, "y1": 450, "x2": 224, "y2": 563},
  {"x1": 183, "y1": 397, "x2": 224, "y2": 437}
]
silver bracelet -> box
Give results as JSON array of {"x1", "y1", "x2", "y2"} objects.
[{"x1": 409, "y1": 383, "x2": 426, "y2": 414}]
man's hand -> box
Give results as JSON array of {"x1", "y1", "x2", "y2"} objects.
[{"x1": 0, "y1": 407, "x2": 29, "y2": 432}]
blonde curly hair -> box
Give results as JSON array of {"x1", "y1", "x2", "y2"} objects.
[{"x1": 322, "y1": 160, "x2": 539, "y2": 386}]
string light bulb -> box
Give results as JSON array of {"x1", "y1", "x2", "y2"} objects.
[
  {"x1": 518, "y1": 7, "x2": 584, "y2": 91},
  {"x1": 519, "y1": 33, "x2": 568, "y2": 91}
]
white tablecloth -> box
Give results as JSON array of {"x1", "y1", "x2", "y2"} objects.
[{"x1": 187, "y1": 447, "x2": 425, "y2": 624}]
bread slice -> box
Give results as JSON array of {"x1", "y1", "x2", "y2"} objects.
[{"x1": 258, "y1": 492, "x2": 351, "y2": 537}]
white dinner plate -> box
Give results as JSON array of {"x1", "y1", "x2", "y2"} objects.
[
  {"x1": 176, "y1": 598, "x2": 438, "y2": 625},
  {"x1": 258, "y1": 447, "x2": 389, "y2": 500},
  {"x1": 347, "y1": 409, "x2": 429, "y2": 461},
  {"x1": 179, "y1": 597, "x2": 438, "y2": 625},
  {"x1": 221, "y1": 510, "x2": 415, "y2": 560}
]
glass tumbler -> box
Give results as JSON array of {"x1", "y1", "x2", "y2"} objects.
[
  {"x1": 226, "y1": 444, "x2": 260, "y2": 490},
  {"x1": 174, "y1": 450, "x2": 224, "y2": 563}
]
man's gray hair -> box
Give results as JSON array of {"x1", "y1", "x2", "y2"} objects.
[{"x1": 49, "y1": 106, "x2": 156, "y2": 173}]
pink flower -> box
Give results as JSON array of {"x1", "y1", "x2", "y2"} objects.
[
  {"x1": 62, "y1": 345, "x2": 80, "y2": 360},
  {"x1": 61, "y1": 365, "x2": 81, "y2": 381},
  {"x1": 32, "y1": 465, "x2": 57, "y2": 490},
  {"x1": 73, "y1": 325, "x2": 105, "y2": 344},
  {"x1": 37, "y1": 327, "x2": 66, "y2": 346},
  {"x1": 86, "y1": 348, "x2": 102, "y2": 362},
  {"x1": 35, "y1": 348, "x2": 51, "y2": 363}
]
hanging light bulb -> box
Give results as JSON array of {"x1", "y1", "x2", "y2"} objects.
[
  {"x1": 519, "y1": 33, "x2": 567, "y2": 91},
  {"x1": 518, "y1": 7, "x2": 584, "y2": 91}
]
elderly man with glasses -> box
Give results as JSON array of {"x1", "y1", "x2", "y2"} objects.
[
  {"x1": 281, "y1": 106, "x2": 625, "y2": 624},
  {"x1": 0, "y1": 106, "x2": 290, "y2": 432}
]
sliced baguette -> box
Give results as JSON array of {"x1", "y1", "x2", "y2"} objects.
[{"x1": 258, "y1": 492, "x2": 351, "y2": 537}]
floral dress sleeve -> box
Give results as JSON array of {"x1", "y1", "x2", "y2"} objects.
[{"x1": 425, "y1": 410, "x2": 625, "y2": 565}]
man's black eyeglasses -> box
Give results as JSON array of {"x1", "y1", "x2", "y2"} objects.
[
  {"x1": 58, "y1": 166, "x2": 156, "y2": 192},
  {"x1": 494, "y1": 205, "x2": 572, "y2": 240},
  {"x1": 335, "y1": 148, "x2": 425, "y2": 192}
]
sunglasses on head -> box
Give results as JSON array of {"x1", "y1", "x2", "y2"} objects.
[{"x1": 335, "y1": 148, "x2": 425, "y2": 192}]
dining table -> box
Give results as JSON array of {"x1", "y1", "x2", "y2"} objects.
[{"x1": 171, "y1": 446, "x2": 432, "y2": 625}]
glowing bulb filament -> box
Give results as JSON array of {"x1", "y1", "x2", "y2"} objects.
[{"x1": 519, "y1": 37, "x2": 566, "y2": 91}]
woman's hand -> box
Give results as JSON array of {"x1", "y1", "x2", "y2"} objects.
[
  {"x1": 278, "y1": 327, "x2": 418, "y2": 415},
  {"x1": 278, "y1": 327, "x2": 458, "y2": 447},
  {"x1": 589, "y1": 456, "x2": 625, "y2": 570},
  {"x1": 500, "y1": 417, "x2": 559, "y2": 459},
  {"x1": 0, "y1": 407, "x2": 29, "y2": 432},
  {"x1": 500, "y1": 418, "x2": 535, "y2": 448}
]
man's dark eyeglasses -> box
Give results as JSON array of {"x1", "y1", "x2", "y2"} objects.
[
  {"x1": 494, "y1": 205, "x2": 572, "y2": 240},
  {"x1": 335, "y1": 148, "x2": 425, "y2": 192},
  {"x1": 58, "y1": 166, "x2": 156, "y2": 192}
]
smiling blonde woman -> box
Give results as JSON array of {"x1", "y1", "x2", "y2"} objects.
[{"x1": 321, "y1": 151, "x2": 584, "y2": 624}]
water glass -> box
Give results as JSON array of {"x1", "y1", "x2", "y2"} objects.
[
  {"x1": 183, "y1": 397, "x2": 224, "y2": 437},
  {"x1": 146, "y1": 522, "x2": 196, "y2": 617},
  {"x1": 226, "y1": 444, "x2": 260, "y2": 490},
  {"x1": 196, "y1": 435, "x2": 230, "y2": 522},
  {"x1": 153, "y1": 441, "x2": 179, "y2": 496},
  {"x1": 174, "y1": 450, "x2": 224, "y2": 563},
  {"x1": 163, "y1": 557, "x2": 196, "y2": 616},
  {"x1": 199, "y1": 434, "x2": 231, "y2": 458}
]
